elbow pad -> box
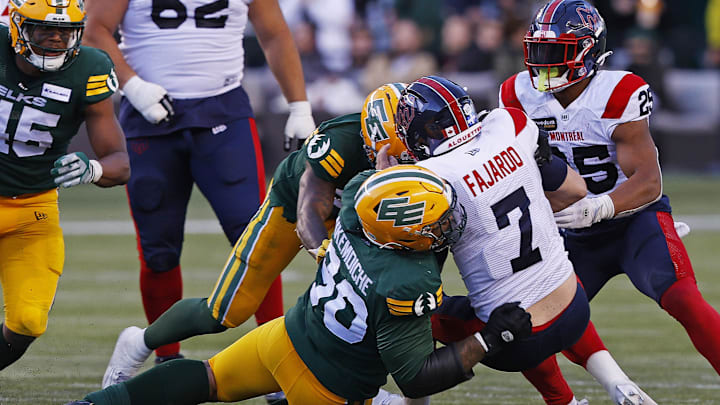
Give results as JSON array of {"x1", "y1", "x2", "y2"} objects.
[{"x1": 397, "y1": 343, "x2": 474, "y2": 398}]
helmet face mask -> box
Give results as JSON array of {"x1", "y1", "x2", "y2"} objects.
[
  {"x1": 524, "y1": 0, "x2": 610, "y2": 93},
  {"x1": 354, "y1": 165, "x2": 466, "y2": 252},
  {"x1": 361, "y1": 83, "x2": 415, "y2": 165},
  {"x1": 9, "y1": 0, "x2": 86, "y2": 72},
  {"x1": 395, "y1": 76, "x2": 478, "y2": 161}
]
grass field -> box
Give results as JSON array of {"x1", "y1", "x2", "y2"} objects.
[{"x1": 1, "y1": 174, "x2": 719, "y2": 404}]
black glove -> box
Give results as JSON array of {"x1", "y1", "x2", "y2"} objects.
[{"x1": 479, "y1": 302, "x2": 532, "y2": 357}]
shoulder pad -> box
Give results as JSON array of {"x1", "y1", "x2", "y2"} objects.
[
  {"x1": 499, "y1": 73, "x2": 525, "y2": 111},
  {"x1": 601, "y1": 73, "x2": 652, "y2": 121}
]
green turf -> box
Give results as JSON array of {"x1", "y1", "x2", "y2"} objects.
[{"x1": 1, "y1": 174, "x2": 719, "y2": 404}]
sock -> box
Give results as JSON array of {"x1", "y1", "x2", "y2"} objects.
[
  {"x1": 144, "y1": 298, "x2": 227, "y2": 350},
  {"x1": 584, "y1": 350, "x2": 631, "y2": 397},
  {"x1": 0, "y1": 326, "x2": 32, "y2": 371},
  {"x1": 140, "y1": 264, "x2": 183, "y2": 357},
  {"x1": 521, "y1": 355, "x2": 575, "y2": 405},
  {"x1": 86, "y1": 384, "x2": 132, "y2": 405},
  {"x1": 561, "y1": 321, "x2": 607, "y2": 367},
  {"x1": 255, "y1": 275, "x2": 284, "y2": 325},
  {"x1": 661, "y1": 277, "x2": 720, "y2": 374},
  {"x1": 125, "y1": 359, "x2": 210, "y2": 404}
]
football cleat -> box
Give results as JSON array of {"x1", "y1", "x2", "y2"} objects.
[
  {"x1": 102, "y1": 326, "x2": 152, "y2": 388},
  {"x1": 615, "y1": 383, "x2": 657, "y2": 405},
  {"x1": 371, "y1": 389, "x2": 406, "y2": 405}
]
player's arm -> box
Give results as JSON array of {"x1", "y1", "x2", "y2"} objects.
[
  {"x1": 381, "y1": 303, "x2": 531, "y2": 398},
  {"x1": 297, "y1": 162, "x2": 336, "y2": 259},
  {"x1": 84, "y1": 97, "x2": 130, "y2": 187},
  {"x1": 85, "y1": 0, "x2": 173, "y2": 124},
  {"x1": 535, "y1": 128, "x2": 587, "y2": 211},
  {"x1": 608, "y1": 118, "x2": 662, "y2": 216},
  {"x1": 83, "y1": 0, "x2": 134, "y2": 86},
  {"x1": 250, "y1": 0, "x2": 314, "y2": 148}
]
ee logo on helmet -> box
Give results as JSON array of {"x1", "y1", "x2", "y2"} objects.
[{"x1": 377, "y1": 197, "x2": 426, "y2": 227}]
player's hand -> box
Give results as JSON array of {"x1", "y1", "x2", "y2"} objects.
[
  {"x1": 375, "y1": 144, "x2": 399, "y2": 170},
  {"x1": 479, "y1": 302, "x2": 531, "y2": 356},
  {"x1": 284, "y1": 101, "x2": 315, "y2": 151},
  {"x1": 122, "y1": 75, "x2": 175, "y2": 124},
  {"x1": 553, "y1": 195, "x2": 615, "y2": 229},
  {"x1": 51, "y1": 152, "x2": 103, "y2": 188},
  {"x1": 307, "y1": 238, "x2": 331, "y2": 264},
  {"x1": 674, "y1": 221, "x2": 690, "y2": 238}
]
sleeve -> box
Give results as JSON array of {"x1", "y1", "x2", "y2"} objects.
[
  {"x1": 376, "y1": 314, "x2": 435, "y2": 385},
  {"x1": 601, "y1": 73, "x2": 652, "y2": 133},
  {"x1": 481, "y1": 108, "x2": 539, "y2": 158},
  {"x1": 84, "y1": 49, "x2": 119, "y2": 105},
  {"x1": 498, "y1": 74, "x2": 525, "y2": 111},
  {"x1": 539, "y1": 155, "x2": 568, "y2": 191},
  {"x1": 306, "y1": 130, "x2": 364, "y2": 185}
]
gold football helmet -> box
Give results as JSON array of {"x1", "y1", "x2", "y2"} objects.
[
  {"x1": 361, "y1": 83, "x2": 415, "y2": 165},
  {"x1": 9, "y1": 0, "x2": 86, "y2": 72},
  {"x1": 354, "y1": 165, "x2": 466, "y2": 251}
]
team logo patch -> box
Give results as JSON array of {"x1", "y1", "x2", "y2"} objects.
[
  {"x1": 533, "y1": 117, "x2": 557, "y2": 131},
  {"x1": 413, "y1": 291, "x2": 438, "y2": 316},
  {"x1": 377, "y1": 197, "x2": 425, "y2": 226},
  {"x1": 34, "y1": 211, "x2": 48, "y2": 221},
  {"x1": 306, "y1": 133, "x2": 331, "y2": 159},
  {"x1": 41, "y1": 83, "x2": 72, "y2": 103}
]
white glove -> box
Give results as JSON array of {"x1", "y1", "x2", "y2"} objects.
[
  {"x1": 51, "y1": 152, "x2": 103, "y2": 188},
  {"x1": 554, "y1": 195, "x2": 615, "y2": 229},
  {"x1": 674, "y1": 221, "x2": 690, "y2": 238},
  {"x1": 122, "y1": 75, "x2": 175, "y2": 124},
  {"x1": 284, "y1": 100, "x2": 315, "y2": 151}
]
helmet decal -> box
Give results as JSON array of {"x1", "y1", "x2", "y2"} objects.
[{"x1": 361, "y1": 83, "x2": 413, "y2": 164}]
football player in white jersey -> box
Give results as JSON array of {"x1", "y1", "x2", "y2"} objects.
[
  {"x1": 84, "y1": 1, "x2": 315, "y2": 403},
  {"x1": 500, "y1": 0, "x2": 720, "y2": 392},
  {"x1": 393, "y1": 76, "x2": 655, "y2": 405}
]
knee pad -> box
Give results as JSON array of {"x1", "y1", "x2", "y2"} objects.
[
  {"x1": 144, "y1": 252, "x2": 180, "y2": 273},
  {"x1": 13, "y1": 306, "x2": 49, "y2": 338}
]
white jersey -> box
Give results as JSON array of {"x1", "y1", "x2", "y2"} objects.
[
  {"x1": 500, "y1": 70, "x2": 654, "y2": 197},
  {"x1": 418, "y1": 108, "x2": 574, "y2": 321},
  {"x1": 120, "y1": 0, "x2": 252, "y2": 99}
]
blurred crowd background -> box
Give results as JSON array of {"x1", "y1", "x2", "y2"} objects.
[{"x1": 242, "y1": 0, "x2": 720, "y2": 173}]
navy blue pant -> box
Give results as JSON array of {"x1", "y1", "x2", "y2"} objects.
[
  {"x1": 126, "y1": 118, "x2": 265, "y2": 271},
  {"x1": 564, "y1": 202, "x2": 690, "y2": 304}
]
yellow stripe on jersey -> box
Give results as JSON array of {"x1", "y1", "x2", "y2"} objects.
[
  {"x1": 436, "y1": 285, "x2": 443, "y2": 306},
  {"x1": 318, "y1": 149, "x2": 345, "y2": 178},
  {"x1": 386, "y1": 297, "x2": 414, "y2": 316},
  {"x1": 328, "y1": 150, "x2": 344, "y2": 169},
  {"x1": 319, "y1": 159, "x2": 340, "y2": 178},
  {"x1": 86, "y1": 87, "x2": 110, "y2": 97},
  {"x1": 88, "y1": 74, "x2": 109, "y2": 83},
  {"x1": 86, "y1": 81, "x2": 107, "y2": 90}
]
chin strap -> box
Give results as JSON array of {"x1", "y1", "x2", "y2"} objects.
[{"x1": 596, "y1": 50, "x2": 613, "y2": 67}]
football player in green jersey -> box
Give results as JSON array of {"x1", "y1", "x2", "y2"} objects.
[
  {"x1": 0, "y1": 0, "x2": 129, "y2": 371},
  {"x1": 69, "y1": 165, "x2": 532, "y2": 405},
  {"x1": 100, "y1": 83, "x2": 415, "y2": 388}
]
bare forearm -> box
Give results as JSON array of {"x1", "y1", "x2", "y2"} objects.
[
  {"x1": 296, "y1": 206, "x2": 332, "y2": 249},
  {"x1": 95, "y1": 151, "x2": 130, "y2": 186},
  {"x1": 260, "y1": 33, "x2": 308, "y2": 103},
  {"x1": 608, "y1": 170, "x2": 661, "y2": 215}
]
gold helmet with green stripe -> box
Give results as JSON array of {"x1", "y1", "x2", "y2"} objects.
[
  {"x1": 354, "y1": 165, "x2": 465, "y2": 251},
  {"x1": 9, "y1": 0, "x2": 86, "y2": 72},
  {"x1": 361, "y1": 83, "x2": 415, "y2": 165}
]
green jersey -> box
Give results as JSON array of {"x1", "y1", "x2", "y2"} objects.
[
  {"x1": 267, "y1": 113, "x2": 371, "y2": 223},
  {"x1": 285, "y1": 170, "x2": 443, "y2": 401},
  {"x1": 0, "y1": 25, "x2": 117, "y2": 196}
]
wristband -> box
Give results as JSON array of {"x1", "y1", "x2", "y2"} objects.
[{"x1": 473, "y1": 332, "x2": 489, "y2": 353}]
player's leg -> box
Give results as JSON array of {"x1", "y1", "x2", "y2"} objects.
[
  {"x1": 0, "y1": 190, "x2": 63, "y2": 370},
  {"x1": 188, "y1": 119, "x2": 284, "y2": 326},
  {"x1": 126, "y1": 134, "x2": 193, "y2": 360},
  {"x1": 624, "y1": 210, "x2": 720, "y2": 374}
]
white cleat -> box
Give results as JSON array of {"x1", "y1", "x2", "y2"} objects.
[
  {"x1": 568, "y1": 397, "x2": 589, "y2": 405},
  {"x1": 102, "y1": 326, "x2": 152, "y2": 388},
  {"x1": 615, "y1": 383, "x2": 657, "y2": 405}
]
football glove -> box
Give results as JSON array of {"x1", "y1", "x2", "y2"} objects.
[
  {"x1": 51, "y1": 152, "x2": 103, "y2": 188},
  {"x1": 307, "y1": 238, "x2": 331, "y2": 264},
  {"x1": 476, "y1": 302, "x2": 531, "y2": 357},
  {"x1": 554, "y1": 195, "x2": 615, "y2": 229},
  {"x1": 122, "y1": 75, "x2": 175, "y2": 124},
  {"x1": 283, "y1": 101, "x2": 315, "y2": 151}
]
